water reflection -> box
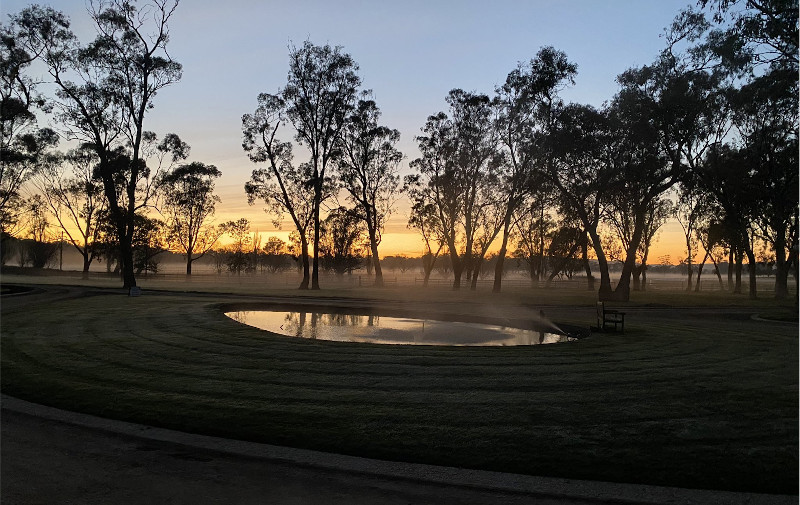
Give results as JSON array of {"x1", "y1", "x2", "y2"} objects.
[{"x1": 226, "y1": 310, "x2": 575, "y2": 346}]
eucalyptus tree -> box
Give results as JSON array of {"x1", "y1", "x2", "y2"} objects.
[
  {"x1": 320, "y1": 206, "x2": 365, "y2": 275},
  {"x1": 512, "y1": 196, "x2": 558, "y2": 286},
  {"x1": 491, "y1": 46, "x2": 577, "y2": 292},
  {"x1": 283, "y1": 41, "x2": 361, "y2": 289},
  {"x1": 666, "y1": 0, "x2": 798, "y2": 298},
  {"x1": 606, "y1": 193, "x2": 672, "y2": 291},
  {"x1": 406, "y1": 191, "x2": 445, "y2": 287},
  {"x1": 731, "y1": 73, "x2": 797, "y2": 299},
  {"x1": 546, "y1": 103, "x2": 621, "y2": 299},
  {"x1": 16, "y1": 0, "x2": 184, "y2": 288},
  {"x1": 0, "y1": 6, "x2": 66, "y2": 241},
  {"x1": 336, "y1": 97, "x2": 402, "y2": 287},
  {"x1": 160, "y1": 161, "x2": 223, "y2": 275},
  {"x1": 35, "y1": 147, "x2": 106, "y2": 277},
  {"x1": 600, "y1": 63, "x2": 698, "y2": 301},
  {"x1": 410, "y1": 89, "x2": 499, "y2": 289},
  {"x1": 243, "y1": 92, "x2": 315, "y2": 289},
  {"x1": 700, "y1": 144, "x2": 760, "y2": 295},
  {"x1": 468, "y1": 171, "x2": 505, "y2": 289}
]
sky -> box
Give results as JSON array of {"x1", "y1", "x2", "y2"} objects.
[{"x1": 4, "y1": 0, "x2": 696, "y2": 261}]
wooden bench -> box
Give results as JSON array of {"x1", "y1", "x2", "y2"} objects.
[{"x1": 597, "y1": 302, "x2": 625, "y2": 332}]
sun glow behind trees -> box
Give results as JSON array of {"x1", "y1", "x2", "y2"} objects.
[{"x1": 2, "y1": 1, "x2": 796, "y2": 299}]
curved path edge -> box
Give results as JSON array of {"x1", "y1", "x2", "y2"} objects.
[{"x1": 2, "y1": 395, "x2": 795, "y2": 505}]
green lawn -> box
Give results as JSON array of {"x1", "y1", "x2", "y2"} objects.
[{"x1": 1, "y1": 276, "x2": 797, "y2": 494}]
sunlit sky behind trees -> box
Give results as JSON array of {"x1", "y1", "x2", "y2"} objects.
[{"x1": 6, "y1": 0, "x2": 697, "y2": 260}]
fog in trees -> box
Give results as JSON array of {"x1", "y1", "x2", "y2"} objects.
[
  {"x1": 284, "y1": 42, "x2": 361, "y2": 290},
  {"x1": 160, "y1": 161, "x2": 223, "y2": 275},
  {"x1": 35, "y1": 147, "x2": 106, "y2": 277},
  {"x1": 336, "y1": 97, "x2": 403, "y2": 287},
  {"x1": 243, "y1": 92, "x2": 316, "y2": 289},
  {"x1": 12, "y1": 0, "x2": 184, "y2": 288},
  {"x1": 491, "y1": 47, "x2": 577, "y2": 293},
  {"x1": 409, "y1": 89, "x2": 499, "y2": 290}
]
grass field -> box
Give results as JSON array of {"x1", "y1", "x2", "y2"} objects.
[{"x1": 1, "y1": 273, "x2": 797, "y2": 494}]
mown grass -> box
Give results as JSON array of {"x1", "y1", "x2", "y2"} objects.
[{"x1": 1, "y1": 277, "x2": 797, "y2": 494}]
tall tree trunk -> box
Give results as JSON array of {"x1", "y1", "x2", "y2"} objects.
[
  {"x1": 773, "y1": 223, "x2": 788, "y2": 299},
  {"x1": 470, "y1": 259, "x2": 481, "y2": 290},
  {"x1": 745, "y1": 247, "x2": 757, "y2": 300},
  {"x1": 582, "y1": 237, "x2": 595, "y2": 291},
  {"x1": 299, "y1": 235, "x2": 310, "y2": 289},
  {"x1": 684, "y1": 236, "x2": 693, "y2": 292},
  {"x1": 370, "y1": 233, "x2": 383, "y2": 287},
  {"x1": 734, "y1": 249, "x2": 743, "y2": 294},
  {"x1": 611, "y1": 211, "x2": 646, "y2": 302},
  {"x1": 711, "y1": 255, "x2": 724, "y2": 290},
  {"x1": 492, "y1": 211, "x2": 513, "y2": 293},
  {"x1": 727, "y1": 249, "x2": 735, "y2": 291},
  {"x1": 452, "y1": 260, "x2": 463, "y2": 290},
  {"x1": 186, "y1": 257, "x2": 193, "y2": 275},
  {"x1": 311, "y1": 199, "x2": 321, "y2": 290},
  {"x1": 80, "y1": 253, "x2": 90, "y2": 279},
  {"x1": 632, "y1": 265, "x2": 642, "y2": 291},
  {"x1": 588, "y1": 227, "x2": 613, "y2": 300},
  {"x1": 120, "y1": 235, "x2": 136, "y2": 289},
  {"x1": 695, "y1": 251, "x2": 709, "y2": 292}
]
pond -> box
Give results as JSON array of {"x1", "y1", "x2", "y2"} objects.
[{"x1": 225, "y1": 309, "x2": 576, "y2": 346}]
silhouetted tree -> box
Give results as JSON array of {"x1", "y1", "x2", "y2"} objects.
[
  {"x1": 20, "y1": 193, "x2": 58, "y2": 267},
  {"x1": 492, "y1": 46, "x2": 577, "y2": 292},
  {"x1": 19, "y1": 0, "x2": 184, "y2": 288},
  {"x1": 35, "y1": 147, "x2": 106, "y2": 277},
  {"x1": 220, "y1": 218, "x2": 252, "y2": 275},
  {"x1": 546, "y1": 103, "x2": 620, "y2": 298},
  {"x1": 669, "y1": 0, "x2": 798, "y2": 298},
  {"x1": 406, "y1": 196, "x2": 445, "y2": 287},
  {"x1": 284, "y1": 41, "x2": 361, "y2": 289},
  {"x1": 337, "y1": 97, "x2": 402, "y2": 287},
  {"x1": 410, "y1": 89, "x2": 500, "y2": 289},
  {"x1": 513, "y1": 195, "x2": 557, "y2": 286},
  {"x1": 132, "y1": 214, "x2": 165, "y2": 275},
  {"x1": 261, "y1": 236, "x2": 289, "y2": 273},
  {"x1": 320, "y1": 206, "x2": 364, "y2": 275},
  {"x1": 243, "y1": 93, "x2": 317, "y2": 289},
  {"x1": 1, "y1": 6, "x2": 65, "y2": 243},
  {"x1": 607, "y1": 193, "x2": 672, "y2": 291},
  {"x1": 544, "y1": 226, "x2": 586, "y2": 286},
  {"x1": 160, "y1": 161, "x2": 223, "y2": 275}
]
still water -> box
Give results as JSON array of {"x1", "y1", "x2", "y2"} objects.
[{"x1": 226, "y1": 310, "x2": 575, "y2": 346}]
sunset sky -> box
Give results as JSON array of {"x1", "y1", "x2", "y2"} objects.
[{"x1": 6, "y1": 0, "x2": 695, "y2": 262}]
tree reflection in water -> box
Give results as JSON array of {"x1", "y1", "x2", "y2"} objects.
[{"x1": 227, "y1": 310, "x2": 575, "y2": 347}]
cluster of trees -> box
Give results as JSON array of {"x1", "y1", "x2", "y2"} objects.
[
  {"x1": 1, "y1": 1, "x2": 226, "y2": 283},
  {"x1": 405, "y1": 0, "x2": 797, "y2": 300},
  {"x1": 242, "y1": 42, "x2": 402, "y2": 288},
  {"x1": 2, "y1": 1, "x2": 796, "y2": 300}
]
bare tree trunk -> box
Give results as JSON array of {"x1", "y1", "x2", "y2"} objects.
[
  {"x1": 492, "y1": 211, "x2": 513, "y2": 293},
  {"x1": 582, "y1": 238, "x2": 595, "y2": 291},
  {"x1": 711, "y1": 255, "x2": 724, "y2": 290},
  {"x1": 773, "y1": 223, "x2": 788, "y2": 299},
  {"x1": 82, "y1": 254, "x2": 91, "y2": 280},
  {"x1": 370, "y1": 236, "x2": 383, "y2": 287},
  {"x1": 734, "y1": 249, "x2": 743, "y2": 294},
  {"x1": 694, "y1": 251, "x2": 709, "y2": 292},
  {"x1": 745, "y1": 247, "x2": 757, "y2": 300},
  {"x1": 727, "y1": 249, "x2": 734, "y2": 291},
  {"x1": 299, "y1": 235, "x2": 310, "y2": 290},
  {"x1": 311, "y1": 197, "x2": 321, "y2": 290},
  {"x1": 470, "y1": 260, "x2": 482, "y2": 290}
]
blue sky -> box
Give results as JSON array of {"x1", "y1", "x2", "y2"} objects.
[{"x1": 4, "y1": 0, "x2": 694, "y2": 256}]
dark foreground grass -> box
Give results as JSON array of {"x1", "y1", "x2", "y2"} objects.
[{"x1": 1, "y1": 282, "x2": 797, "y2": 494}]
